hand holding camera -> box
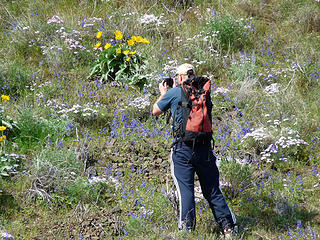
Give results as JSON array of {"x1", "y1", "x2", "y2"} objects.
[{"x1": 163, "y1": 77, "x2": 174, "y2": 88}]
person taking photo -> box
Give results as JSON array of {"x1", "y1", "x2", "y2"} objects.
[{"x1": 152, "y1": 63, "x2": 237, "y2": 238}]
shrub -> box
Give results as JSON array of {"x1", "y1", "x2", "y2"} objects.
[
  {"x1": 294, "y1": 5, "x2": 320, "y2": 33},
  {"x1": 0, "y1": 62, "x2": 35, "y2": 96},
  {"x1": 0, "y1": 154, "x2": 19, "y2": 177},
  {"x1": 204, "y1": 15, "x2": 252, "y2": 52},
  {"x1": 219, "y1": 159, "x2": 253, "y2": 197},
  {"x1": 25, "y1": 146, "x2": 116, "y2": 206},
  {"x1": 64, "y1": 177, "x2": 115, "y2": 206},
  {"x1": 14, "y1": 109, "x2": 72, "y2": 151},
  {"x1": 26, "y1": 146, "x2": 83, "y2": 203}
]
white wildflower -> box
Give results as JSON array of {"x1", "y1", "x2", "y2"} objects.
[
  {"x1": 47, "y1": 15, "x2": 64, "y2": 24},
  {"x1": 139, "y1": 206, "x2": 154, "y2": 217},
  {"x1": 194, "y1": 186, "x2": 204, "y2": 203},
  {"x1": 264, "y1": 83, "x2": 281, "y2": 95},
  {"x1": 139, "y1": 14, "x2": 167, "y2": 26},
  {"x1": 0, "y1": 232, "x2": 14, "y2": 239},
  {"x1": 242, "y1": 127, "x2": 271, "y2": 141},
  {"x1": 128, "y1": 95, "x2": 150, "y2": 109},
  {"x1": 213, "y1": 87, "x2": 229, "y2": 96}
]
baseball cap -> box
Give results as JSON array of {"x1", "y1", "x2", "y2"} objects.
[{"x1": 176, "y1": 63, "x2": 195, "y2": 75}]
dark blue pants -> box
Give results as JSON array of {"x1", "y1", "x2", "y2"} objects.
[{"x1": 170, "y1": 141, "x2": 236, "y2": 231}]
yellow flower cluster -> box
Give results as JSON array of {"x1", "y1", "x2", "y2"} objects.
[
  {"x1": 94, "y1": 42, "x2": 102, "y2": 48},
  {"x1": 104, "y1": 43, "x2": 111, "y2": 50},
  {"x1": 96, "y1": 31, "x2": 102, "y2": 39},
  {"x1": 1, "y1": 95, "x2": 10, "y2": 102},
  {"x1": 114, "y1": 30, "x2": 123, "y2": 40},
  {"x1": 131, "y1": 36, "x2": 150, "y2": 44},
  {"x1": 0, "y1": 125, "x2": 6, "y2": 142},
  {"x1": 93, "y1": 30, "x2": 150, "y2": 62}
]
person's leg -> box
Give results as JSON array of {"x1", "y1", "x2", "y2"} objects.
[
  {"x1": 171, "y1": 142, "x2": 196, "y2": 231},
  {"x1": 194, "y1": 145, "x2": 236, "y2": 229}
]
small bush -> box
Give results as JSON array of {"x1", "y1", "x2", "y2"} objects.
[
  {"x1": 26, "y1": 146, "x2": 116, "y2": 206},
  {"x1": 0, "y1": 154, "x2": 19, "y2": 177},
  {"x1": 219, "y1": 160, "x2": 253, "y2": 197},
  {"x1": 14, "y1": 109, "x2": 72, "y2": 151},
  {"x1": 26, "y1": 146, "x2": 83, "y2": 202},
  {"x1": 0, "y1": 61, "x2": 35, "y2": 96},
  {"x1": 204, "y1": 15, "x2": 252, "y2": 52},
  {"x1": 294, "y1": 5, "x2": 320, "y2": 33},
  {"x1": 64, "y1": 178, "x2": 114, "y2": 205}
]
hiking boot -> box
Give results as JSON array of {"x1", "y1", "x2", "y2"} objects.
[{"x1": 223, "y1": 225, "x2": 238, "y2": 239}]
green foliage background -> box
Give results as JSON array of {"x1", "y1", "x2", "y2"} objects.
[{"x1": 0, "y1": 0, "x2": 319, "y2": 239}]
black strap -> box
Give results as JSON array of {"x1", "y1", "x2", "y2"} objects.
[{"x1": 166, "y1": 110, "x2": 171, "y2": 124}]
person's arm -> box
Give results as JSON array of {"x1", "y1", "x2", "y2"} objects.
[{"x1": 152, "y1": 81, "x2": 167, "y2": 116}]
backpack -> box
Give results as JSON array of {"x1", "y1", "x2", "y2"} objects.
[{"x1": 173, "y1": 76, "x2": 213, "y2": 145}]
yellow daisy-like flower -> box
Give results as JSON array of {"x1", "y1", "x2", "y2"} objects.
[
  {"x1": 1, "y1": 95, "x2": 10, "y2": 102},
  {"x1": 126, "y1": 57, "x2": 131, "y2": 62},
  {"x1": 116, "y1": 48, "x2": 121, "y2": 54},
  {"x1": 94, "y1": 42, "x2": 101, "y2": 48},
  {"x1": 2, "y1": 135, "x2": 6, "y2": 140},
  {"x1": 123, "y1": 50, "x2": 130, "y2": 55},
  {"x1": 0, "y1": 136, "x2": 3, "y2": 142},
  {"x1": 0, "y1": 126, "x2": 6, "y2": 131},
  {"x1": 141, "y1": 38, "x2": 150, "y2": 44},
  {"x1": 131, "y1": 36, "x2": 137, "y2": 42},
  {"x1": 135, "y1": 36, "x2": 143, "y2": 43},
  {"x1": 114, "y1": 30, "x2": 123, "y2": 40},
  {"x1": 96, "y1": 31, "x2": 102, "y2": 39},
  {"x1": 104, "y1": 43, "x2": 111, "y2": 50},
  {"x1": 129, "y1": 50, "x2": 136, "y2": 55},
  {"x1": 128, "y1": 39, "x2": 134, "y2": 46}
]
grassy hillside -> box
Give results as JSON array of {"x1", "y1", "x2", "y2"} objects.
[{"x1": 0, "y1": 0, "x2": 319, "y2": 239}]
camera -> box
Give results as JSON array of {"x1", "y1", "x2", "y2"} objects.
[
  {"x1": 187, "y1": 76, "x2": 208, "y2": 89},
  {"x1": 163, "y1": 77, "x2": 174, "y2": 88}
]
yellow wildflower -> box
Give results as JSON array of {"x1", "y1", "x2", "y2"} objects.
[
  {"x1": 2, "y1": 135, "x2": 6, "y2": 140},
  {"x1": 96, "y1": 31, "x2": 102, "y2": 39},
  {"x1": 94, "y1": 42, "x2": 101, "y2": 48},
  {"x1": 104, "y1": 43, "x2": 111, "y2": 50},
  {"x1": 126, "y1": 57, "x2": 131, "y2": 62},
  {"x1": 123, "y1": 50, "x2": 130, "y2": 55},
  {"x1": 131, "y1": 36, "x2": 137, "y2": 42},
  {"x1": 0, "y1": 126, "x2": 6, "y2": 131},
  {"x1": 116, "y1": 48, "x2": 121, "y2": 54},
  {"x1": 0, "y1": 137, "x2": 3, "y2": 142},
  {"x1": 135, "y1": 36, "x2": 143, "y2": 43},
  {"x1": 141, "y1": 38, "x2": 150, "y2": 44},
  {"x1": 128, "y1": 39, "x2": 134, "y2": 46},
  {"x1": 114, "y1": 30, "x2": 123, "y2": 40},
  {"x1": 1, "y1": 95, "x2": 10, "y2": 102},
  {"x1": 129, "y1": 50, "x2": 136, "y2": 55}
]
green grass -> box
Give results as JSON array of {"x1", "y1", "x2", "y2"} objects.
[{"x1": 0, "y1": 0, "x2": 319, "y2": 239}]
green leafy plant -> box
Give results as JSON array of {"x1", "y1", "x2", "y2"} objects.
[
  {"x1": 0, "y1": 154, "x2": 19, "y2": 177},
  {"x1": 14, "y1": 109, "x2": 72, "y2": 150},
  {"x1": 204, "y1": 15, "x2": 252, "y2": 51},
  {"x1": 0, "y1": 109, "x2": 19, "y2": 140},
  {"x1": 219, "y1": 159, "x2": 253, "y2": 198},
  {"x1": 0, "y1": 94, "x2": 16, "y2": 132},
  {"x1": 26, "y1": 146, "x2": 83, "y2": 203},
  {"x1": 0, "y1": 62, "x2": 34, "y2": 96},
  {"x1": 88, "y1": 30, "x2": 150, "y2": 90},
  {"x1": 65, "y1": 178, "x2": 115, "y2": 206},
  {"x1": 0, "y1": 94, "x2": 20, "y2": 177}
]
